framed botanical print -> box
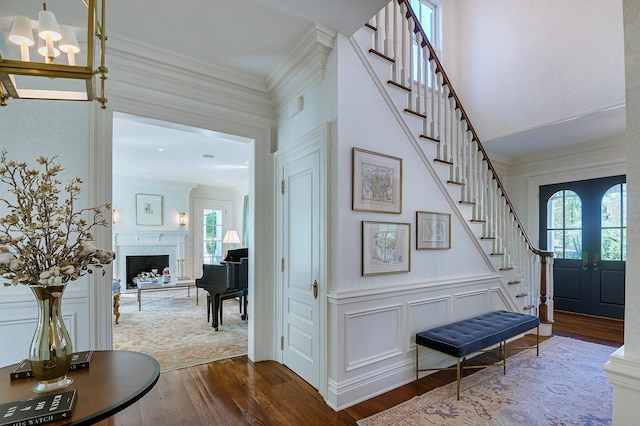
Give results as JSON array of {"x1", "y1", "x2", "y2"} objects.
[
  {"x1": 416, "y1": 211, "x2": 451, "y2": 250},
  {"x1": 136, "y1": 194, "x2": 163, "y2": 226},
  {"x1": 352, "y1": 148, "x2": 402, "y2": 214},
  {"x1": 362, "y1": 221, "x2": 411, "y2": 276}
]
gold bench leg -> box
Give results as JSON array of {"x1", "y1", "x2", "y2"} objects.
[
  {"x1": 456, "y1": 358, "x2": 461, "y2": 400},
  {"x1": 416, "y1": 345, "x2": 419, "y2": 381}
]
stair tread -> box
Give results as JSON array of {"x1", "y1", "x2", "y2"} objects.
[
  {"x1": 388, "y1": 80, "x2": 410, "y2": 92},
  {"x1": 369, "y1": 48, "x2": 394, "y2": 63},
  {"x1": 434, "y1": 158, "x2": 453, "y2": 165},
  {"x1": 420, "y1": 134, "x2": 440, "y2": 143},
  {"x1": 405, "y1": 108, "x2": 426, "y2": 119}
]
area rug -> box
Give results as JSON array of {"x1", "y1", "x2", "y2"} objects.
[
  {"x1": 112, "y1": 288, "x2": 247, "y2": 372},
  {"x1": 358, "y1": 336, "x2": 615, "y2": 426}
]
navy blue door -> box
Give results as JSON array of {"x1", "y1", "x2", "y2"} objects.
[{"x1": 539, "y1": 175, "x2": 626, "y2": 319}]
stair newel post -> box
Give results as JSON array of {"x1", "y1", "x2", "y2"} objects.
[{"x1": 538, "y1": 253, "x2": 554, "y2": 324}]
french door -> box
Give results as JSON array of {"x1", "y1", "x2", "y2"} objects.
[
  {"x1": 539, "y1": 175, "x2": 626, "y2": 319},
  {"x1": 193, "y1": 199, "x2": 230, "y2": 278}
]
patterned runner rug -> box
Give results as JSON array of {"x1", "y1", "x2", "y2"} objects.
[
  {"x1": 358, "y1": 336, "x2": 615, "y2": 426},
  {"x1": 113, "y1": 288, "x2": 247, "y2": 372}
]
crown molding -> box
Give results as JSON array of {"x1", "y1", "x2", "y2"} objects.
[
  {"x1": 267, "y1": 23, "x2": 336, "y2": 114},
  {"x1": 105, "y1": 32, "x2": 273, "y2": 119}
]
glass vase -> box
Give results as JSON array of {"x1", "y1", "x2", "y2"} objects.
[{"x1": 29, "y1": 284, "x2": 74, "y2": 393}]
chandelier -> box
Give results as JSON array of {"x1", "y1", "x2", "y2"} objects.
[{"x1": 0, "y1": 1, "x2": 107, "y2": 108}]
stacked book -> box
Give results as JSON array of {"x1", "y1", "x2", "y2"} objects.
[
  {"x1": 10, "y1": 351, "x2": 93, "y2": 380},
  {"x1": 0, "y1": 390, "x2": 77, "y2": 426}
]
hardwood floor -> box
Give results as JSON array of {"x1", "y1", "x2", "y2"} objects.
[{"x1": 96, "y1": 311, "x2": 623, "y2": 425}]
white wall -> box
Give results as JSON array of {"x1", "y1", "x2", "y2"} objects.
[
  {"x1": 504, "y1": 136, "x2": 626, "y2": 243},
  {"x1": 0, "y1": 100, "x2": 100, "y2": 367},
  {"x1": 113, "y1": 176, "x2": 193, "y2": 230},
  {"x1": 455, "y1": 0, "x2": 625, "y2": 141},
  {"x1": 272, "y1": 24, "x2": 510, "y2": 408}
]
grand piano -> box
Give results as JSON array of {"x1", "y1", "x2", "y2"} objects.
[{"x1": 195, "y1": 248, "x2": 248, "y2": 331}]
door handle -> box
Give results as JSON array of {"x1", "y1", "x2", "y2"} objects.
[
  {"x1": 593, "y1": 253, "x2": 599, "y2": 271},
  {"x1": 582, "y1": 252, "x2": 588, "y2": 271},
  {"x1": 313, "y1": 280, "x2": 318, "y2": 299}
]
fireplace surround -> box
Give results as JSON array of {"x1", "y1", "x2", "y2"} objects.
[{"x1": 112, "y1": 229, "x2": 187, "y2": 290}]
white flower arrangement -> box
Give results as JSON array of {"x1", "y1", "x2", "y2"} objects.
[{"x1": 0, "y1": 152, "x2": 115, "y2": 286}]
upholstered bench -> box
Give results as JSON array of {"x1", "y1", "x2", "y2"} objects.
[{"x1": 415, "y1": 310, "x2": 540, "y2": 399}]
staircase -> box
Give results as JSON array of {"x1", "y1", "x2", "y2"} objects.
[{"x1": 353, "y1": 0, "x2": 554, "y2": 331}]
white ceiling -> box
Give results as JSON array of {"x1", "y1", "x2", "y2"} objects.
[
  {"x1": 483, "y1": 105, "x2": 627, "y2": 159},
  {"x1": 1, "y1": 0, "x2": 626, "y2": 175},
  {"x1": 1, "y1": 0, "x2": 389, "y2": 190},
  {"x1": 112, "y1": 113, "x2": 252, "y2": 189}
]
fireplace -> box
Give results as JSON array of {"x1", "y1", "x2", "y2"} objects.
[
  {"x1": 125, "y1": 255, "x2": 170, "y2": 289},
  {"x1": 112, "y1": 230, "x2": 188, "y2": 290}
]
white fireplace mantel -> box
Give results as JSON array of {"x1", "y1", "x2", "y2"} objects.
[{"x1": 113, "y1": 228, "x2": 189, "y2": 288}]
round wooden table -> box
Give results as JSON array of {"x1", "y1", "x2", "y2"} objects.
[{"x1": 0, "y1": 350, "x2": 160, "y2": 425}]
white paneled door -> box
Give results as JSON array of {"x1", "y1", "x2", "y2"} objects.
[{"x1": 281, "y1": 149, "x2": 321, "y2": 389}]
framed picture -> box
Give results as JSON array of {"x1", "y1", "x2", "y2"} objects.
[
  {"x1": 362, "y1": 221, "x2": 411, "y2": 276},
  {"x1": 352, "y1": 148, "x2": 402, "y2": 214},
  {"x1": 136, "y1": 194, "x2": 163, "y2": 226},
  {"x1": 416, "y1": 211, "x2": 451, "y2": 250}
]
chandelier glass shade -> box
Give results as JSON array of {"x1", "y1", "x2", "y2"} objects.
[{"x1": 0, "y1": 1, "x2": 107, "y2": 108}]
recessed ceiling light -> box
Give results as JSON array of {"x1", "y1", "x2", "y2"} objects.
[
  {"x1": 203, "y1": 154, "x2": 214, "y2": 159},
  {"x1": 157, "y1": 148, "x2": 164, "y2": 152}
]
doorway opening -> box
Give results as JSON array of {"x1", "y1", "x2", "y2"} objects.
[{"x1": 111, "y1": 111, "x2": 252, "y2": 370}]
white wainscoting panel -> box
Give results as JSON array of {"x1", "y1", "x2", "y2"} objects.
[
  {"x1": 491, "y1": 286, "x2": 511, "y2": 311},
  {"x1": 454, "y1": 289, "x2": 489, "y2": 318},
  {"x1": 345, "y1": 304, "x2": 403, "y2": 371},
  {"x1": 407, "y1": 296, "x2": 450, "y2": 350}
]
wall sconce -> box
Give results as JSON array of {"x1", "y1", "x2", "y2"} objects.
[
  {"x1": 0, "y1": 0, "x2": 108, "y2": 108},
  {"x1": 178, "y1": 212, "x2": 186, "y2": 227}
]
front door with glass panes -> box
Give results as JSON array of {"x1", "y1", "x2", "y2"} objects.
[{"x1": 539, "y1": 175, "x2": 626, "y2": 319}]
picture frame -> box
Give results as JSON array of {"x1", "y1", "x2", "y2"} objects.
[
  {"x1": 352, "y1": 148, "x2": 402, "y2": 214},
  {"x1": 416, "y1": 211, "x2": 451, "y2": 250},
  {"x1": 362, "y1": 221, "x2": 411, "y2": 276},
  {"x1": 136, "y1": 194, "x2": 163, "y2": 226}
]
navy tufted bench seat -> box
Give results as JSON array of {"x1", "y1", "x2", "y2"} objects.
[{"x1": 415, "y1": 310, "x2": 539, "y2": 399}]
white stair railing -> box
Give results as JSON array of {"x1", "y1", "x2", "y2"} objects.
[{"x1": 366, "y1": 0, "x2": 554, "y2": 325}]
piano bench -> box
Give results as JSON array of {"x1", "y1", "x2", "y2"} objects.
[{"x1": 207, "y1": 289, "x2": 248, "y2": 331}]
